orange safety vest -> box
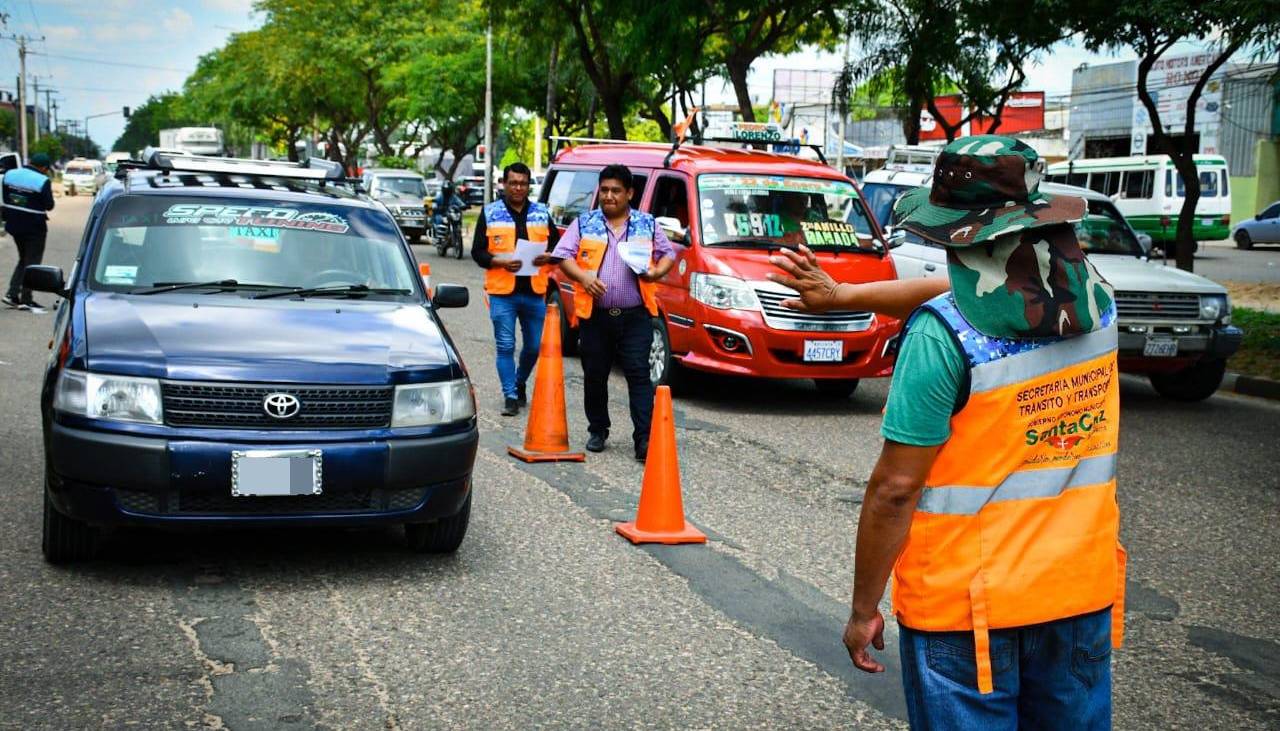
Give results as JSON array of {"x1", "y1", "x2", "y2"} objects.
[
  {"x1": 484, "y1": 199, "x2": 552, "y2": 296},
  {"x1": 571, "y1": 208, "x2": 659, "y2": 320},
  {"x1": 892, "y1": 293, "x2": 1125, "y2": 695}
]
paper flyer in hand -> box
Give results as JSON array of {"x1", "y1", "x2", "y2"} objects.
[
  {"x1": 513, "y1": 239, "x2": 546, "y2": 276},
  {"x1": 617, "y1": 241, "x2": 653, "y2": 275}
]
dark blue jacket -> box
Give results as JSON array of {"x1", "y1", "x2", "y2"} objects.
[{"x1": 3, "y1": 164, "x2": 55, "y2": 236}]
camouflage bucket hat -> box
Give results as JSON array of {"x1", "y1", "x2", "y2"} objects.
[
  {"x1": 946, "y1": 222, "x2": 1115, "y2": 339},
  {"x1": 894, "y1": 135, "x2": 1084, "y2": 247}
]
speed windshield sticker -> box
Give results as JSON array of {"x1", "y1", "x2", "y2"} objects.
[
  {"x1": 801, "y1": 221, "x2": 860, "y2": 247},
  {"x1": 700, "y1": 175, "x2": 857, "y2": 198},
  {"x1": 161, "y1": 204, "x2": 351, "y2": 234}
]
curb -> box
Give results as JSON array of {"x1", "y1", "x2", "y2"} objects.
[{"x1": 1221, "y1": 372, "x2": 1280, "y2": 402}]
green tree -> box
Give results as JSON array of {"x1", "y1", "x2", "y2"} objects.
[
  {"x1": 30, "y1": 134, "x2": 64, "y2": 161},
  {"x1": 112, "y1": 93, "x2": 198, "y2": 153},
  {"x1": 1071, "y1": 0, "x2": 1280, "y2": 272}
]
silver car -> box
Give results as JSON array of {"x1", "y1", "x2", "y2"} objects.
[{"x1": 1232, "y1": 200, "x2": 1280, "y2": 249}]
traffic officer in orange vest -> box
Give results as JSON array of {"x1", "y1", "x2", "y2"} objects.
[
  {"x1": 552, "y1": 164, "x2": 676, "y2": 461},
  {"x1": 472, "y1": 162, "x2": 560, "y2": 416},
  {"x1": 770, "y1": 135, "x2": 1124, "y2": 729}
]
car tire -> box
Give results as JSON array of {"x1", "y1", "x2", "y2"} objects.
[
  {"x1": 405, "y1": 493, "x2": 470, "y2": 554},
  {"x1": 547, "y1": 289, "x2": 579, "y2": 357},
  {"x1": 1235, "y1": 231, "x2": 1253, "y2": 250},
  {"x1": 1149, "y1": 358, "x2": 1226, "y2": 402},
  {"x1": 649, "y1": 316, "x2": 686, "y2": 392},
  {"x1": 43, "y1": 486, "x2": 98, "y2": 564},
  {"x1": 814, "y1": 378, "x2": 860, "y2": 399}
]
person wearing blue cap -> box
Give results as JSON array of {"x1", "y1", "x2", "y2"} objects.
[{"x1": 3, "y1": 152, "x2": 56, "y2": 313}]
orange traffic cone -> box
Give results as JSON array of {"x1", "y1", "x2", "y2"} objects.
[
  {"x1": 508, "y1": 301, "x2": 586, "y2": 463},
  {"x1": 615, "y1": 386, "x2": 706, "y2": 545}
]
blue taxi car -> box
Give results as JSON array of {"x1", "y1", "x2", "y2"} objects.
[{"x1": 26, "y1": 152, "x2": 478, "y2": 562}]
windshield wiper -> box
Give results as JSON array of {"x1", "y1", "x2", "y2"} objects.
[
  {"x1": 252, "y1": 284, "x2": 412, "y2": 300},
  {"x1": 134, "y1": 279, "x2": 281, "y2": 295}
]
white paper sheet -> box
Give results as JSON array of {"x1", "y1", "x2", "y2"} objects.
[
  {"x1": 617, "y1": 241, "x2": 653, "y2": 275},
  {"x1": 513, "y1": 239, "x2": 547, "y2": 276}
]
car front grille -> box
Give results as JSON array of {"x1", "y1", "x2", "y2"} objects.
[
  {"x1": 1115, "y1": 292, "x2": 1202, "y2": 320},
  {"x1": 395, "y1": 207, "x2": 426, "y2": 218},
  {"x1": 162, "y1": 382, "x2": 394, "y2": 430},
  {"x1": 114, "y1": 486, "x2": 429, "y2": 515},
  {"x1": 753, "y1": 284, "x2": 876, "y2": 333}
]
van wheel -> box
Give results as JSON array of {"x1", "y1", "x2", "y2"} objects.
[
  {"x1": 548, "y1": 289, "x2": 579, "y2": 357},
  {"x1": 405, "y1": 494, "x2": 470, "y2": 554},
  {"x1": 649, "y1": 316, "x2": 686, "y2": 391},
  {"x1": 43, "y1": 487, "x2": 98, "y2": 564},
  {"x1": 814, "y1": 379, "x2": 860, "y2": 399},
  {"x1": 1235, "y1": 231, "x2": 1253, "y2": 250},
  {"x1": 1149, "y1": 358, "x2": 1226, "y2": 402}
]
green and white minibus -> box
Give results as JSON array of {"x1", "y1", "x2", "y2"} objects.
[{"x1": 1045, "y1": 155, "x2": 1231, "y2": 246}]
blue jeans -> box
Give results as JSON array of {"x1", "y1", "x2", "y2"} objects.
[
  {"x1": 489, "y1": 290, "x2": 546, "y2": 400},
  {"x1": 898, "y1": 607, "x2": 1112, "y2": 730}
]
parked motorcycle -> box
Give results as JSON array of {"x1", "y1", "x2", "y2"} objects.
[{"x1": 433, "y1": 199, "x2": 467, "y2": 259}]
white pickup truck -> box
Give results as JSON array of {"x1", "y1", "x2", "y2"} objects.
[{"x1": 861, "y1": 149, "x2": 1244, "y2": 401}]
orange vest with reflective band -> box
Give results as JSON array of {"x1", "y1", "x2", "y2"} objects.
[
  {"x1": 892, "y1": 293, "x2": 1125, "y2": 695},
  {"x1": 572, "y1": 208, "x2": 659, "y2": 319},
  {"x1": 483, "y1": 199, "x2": 551, "y2": 296}
]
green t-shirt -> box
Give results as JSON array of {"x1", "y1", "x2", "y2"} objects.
[{"x1": 881, "y1": 310, "x2": 967, "y2": 447}]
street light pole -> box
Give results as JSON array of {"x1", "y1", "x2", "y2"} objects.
[{"x1": 483, "y1": 22, "x2": 494, "y2": 206}]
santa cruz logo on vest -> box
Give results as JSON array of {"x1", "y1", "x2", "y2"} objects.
[{"x1": 1025, "y1": 409, "x2": 1108, "y2": 449}]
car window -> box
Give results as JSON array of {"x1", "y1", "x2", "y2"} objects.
[
  {"x1": 374, "y1": 177, "x2": 426, "y2": 198},
  {"x1": 650, "y1": 175, "x2": 691, "y2": 230},
  {"x1": 861, "y1": 182, "x2": 915, "y2": 228},
  {"x1": 697, "y1": 173, "x2": 881, "y2": 253},
  {"x1": 1088, "y1": 172, "x2": 1119, "y2": 196},
  {"x1": 1261, "y1": 203, "x2": 1280, "y2": 219},
  {"x1": 1198, "y1": 170, "x2": 1219, "y2": 197},
  {"x1": 630, "y1": 174, "x2": 648, "y2": 208},
  {"x1": 545, "y1": 169, "x2": 598, "y2": 226},
  {"x1": 1220, "y1": 171, "x2": 1229, "y2": 197},
  {"x1": 89, "y1": 196, "x2": 418, "y2": 298},
  {"x1": 1075, "y1": 200, "x2": 1141, "y2": 256},
  {"x1": 1122, "y1": 170, "x2": 1153, "y2": 199}
]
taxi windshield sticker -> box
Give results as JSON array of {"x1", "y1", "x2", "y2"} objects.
[
  {"x1": 699, "y1": 174, "x2": 858, "y2": 198},
  {"x1": 161, "y1": 204, "x2": 351, "y2": 234},
  {"x1": 800, "y1": 220, "x2": 860, "y2": 247}
]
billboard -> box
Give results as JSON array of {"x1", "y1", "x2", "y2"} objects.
[
  {"x1": 1129, "y1": 52, "x2": 1222, "y2": 154},
  {"x1": 773, "y1": 69, "x2": 839, "y2": 105},
  {"x1": 919, "y1": 91, "x2": 1046, "y2": 141}
]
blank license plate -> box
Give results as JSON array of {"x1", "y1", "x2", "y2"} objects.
[
  {"x1": 1201, "y1": 217, "x2": 1216, "y2": 226},
  {"x1": 231, "y1": 450, "x2": 322, "y2": 497},
  {"x1": 1143, "y1": 337, "x2": 1179, "y2": 357},
  {"x1": 804, "y1": 339, "x2": 843, "y2": 362}
]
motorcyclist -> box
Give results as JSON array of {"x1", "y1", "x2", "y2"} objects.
[{"x1": 432, "y1": 180, "x2": 467, "y2": 229}]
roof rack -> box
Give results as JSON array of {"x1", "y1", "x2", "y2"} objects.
[
  {"x1": 118, "y1": 148, "x2": 352, "y2": 184},
  {"x1": 548, "y1": 129, "x2": 829, "y2": 169}
]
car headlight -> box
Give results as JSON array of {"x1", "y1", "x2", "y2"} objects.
[
  {"x1": 391, "y1": 378, "x2": 475, "y2": 427},
  {"x1": 53, "y1": 370, "x2": 164, "y2": 424},
  {"x1": 1200, "y1": 294, "x2": 1230, "y2": 324},
  {"x1": 690, "y1": 273, "x2": 761, "y2": 311}
]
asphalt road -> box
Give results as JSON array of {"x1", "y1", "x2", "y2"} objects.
[
  {"x1": 1, "y1": 195, "x2": 1277, "y2": 730},
  {"x1": 1174, "y1": 239, "x2": 1280, "y2": 286}
]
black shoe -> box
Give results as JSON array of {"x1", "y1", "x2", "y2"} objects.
[
  {"x1": 585, "y1": 431, "x2": 608, "y2": 452},
  {"x1": 501, "y1": 398, "x2": 520, "y2": 416},
  {"x1": 635, "y1": 442, "x2": 649, "y2": 463},
  {"x1": 516, "y1": 383, "x2": 528, "y2": 407},
  {"x1": 22, "y1": 298, "x2": 47, "y2": 314},
  {"x1": 1, "y1": 295, "x2": 18, "y2": 309}
]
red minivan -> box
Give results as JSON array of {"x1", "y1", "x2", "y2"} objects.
[{"x1": 541, "y1": 142, "x2": 901, "y2": 398}]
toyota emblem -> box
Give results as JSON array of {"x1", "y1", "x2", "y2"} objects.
[{"x1": 263, "y1": 393, "x2": 301, "y2": 419}]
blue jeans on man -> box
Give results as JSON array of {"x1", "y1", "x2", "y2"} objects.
[
  {"x1": 489, "y1": 290, "x2": 546, "y2": 403},
  {"x1": 898, "y1": 607, "x2": 1112, "y2": 730}
]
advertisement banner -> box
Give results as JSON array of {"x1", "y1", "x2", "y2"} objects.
[{"x1": 919, "y1": 92, "x2": 1045, "y2": 140}]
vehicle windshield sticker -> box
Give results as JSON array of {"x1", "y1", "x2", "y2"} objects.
[
  {"x1": 230, "y1": 225, "x2": 281, "y2": 240},
  {"x1": 801, "y1": 221, "x2": 860, "y2": 247},
  {"x1": 102, "y1": 265, "x2": 138, "y2": 285},
  {"x1": 161, "y1": 204, "x2": 351, "y2": 234},
  {"x1": 700, "y1": 175, "x2": 857, "y2": 198},
  {"x1": 724, "y1": 212, "x2": 784, "y2": 238}
]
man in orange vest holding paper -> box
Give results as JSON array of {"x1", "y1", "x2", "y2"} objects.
[
  {"x1": 770, "y1": 135, "x2": 1124, "y2": 729},
  {"x1": 472, "y1": 162, "x2": 560, "y2": 416}
]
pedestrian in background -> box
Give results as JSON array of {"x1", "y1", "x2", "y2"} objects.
[
  {"x1": 552, "y1": 164, "x2": 675, "y2": 461},
  {"x1": 472, "y1": 161, "x2": 560, "y2": 416},
  {"x1": 3, "y1": 152, "x2": 56, "y2": 313},
  {"x1": 771, "y1": 135, "x2": 1124, "y2": 730}
]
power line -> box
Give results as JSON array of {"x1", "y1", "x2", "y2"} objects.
[{"x1": 28, "y1": 50, "x2": 191, "y2": 73}]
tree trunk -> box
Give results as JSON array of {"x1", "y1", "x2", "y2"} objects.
[
  {"x1": 602, "y1": 91, "x2": 628, "y2": 140},
  {"x1": 286, "y1": 127, "x2": 300, "y2": 162},
  {"x1": 726, "y1": 58, "x2": 755, "y2": 122},
  {"x1": 1171, "y1": 154, "x2": 1199, "y2": 271},
  {"x1": 903, "y1": 97, "x2": 923, "y2": 145},
  {"x1": 646, "y1": 99, "x2": 672, "y2": 141}
]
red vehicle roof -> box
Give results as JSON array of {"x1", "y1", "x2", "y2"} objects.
[{"x1": 552, "y1": 142, "x2": 847, "y2": 180}]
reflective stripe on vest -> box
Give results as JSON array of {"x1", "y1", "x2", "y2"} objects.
[
  {"x1": 483, "y1": 200, "x2": 551, "y2": 296},
  {"x1": 892, "y1": 292, "x2": 1124, "y2": 695},
  {"x1": 571, "y1": 209, "x2": 658, "y2": 319}
]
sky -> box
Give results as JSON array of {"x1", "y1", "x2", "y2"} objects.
[{"x1": 0, "y1": 0, "x2": 1235, "y2": 155}]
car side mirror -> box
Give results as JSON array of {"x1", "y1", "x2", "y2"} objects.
[
  {"x1": 1137, "y1": 233, "x2": 1153, "y2": 256},
  {"x1": 24, "y1": 265, "x2": 65, "y2": 295},
  {"x1": 432, "y1": 283, "x2": 469, "y2": 308},
  {"x1": 886, "y1": 228, "x2": 908, "y2": 250},
  {"x1": 655, "y1": 216, "x2": 687, "y2": 242}
]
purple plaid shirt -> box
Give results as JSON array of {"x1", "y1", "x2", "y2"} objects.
[{"x1": 552, "y1": 213, "x2": 675, "y2": 309}]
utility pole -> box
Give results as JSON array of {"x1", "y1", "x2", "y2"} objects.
[
  {"x1": 30, "y1": 77, "x2": 39, "y2": 143},
  {"x1": 3, "y1": 34, "x2": 43, "y2": 160},
  {"x1": 483, "y1": 22, "x2": 493, "y2": 206},
  {"x1": 834, "y1": 33, "x2": 852, "y2": 175}
]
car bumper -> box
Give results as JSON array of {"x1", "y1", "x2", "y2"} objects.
[
  {"x1": 1117, "y1": 324, "x2": 1242, "y2": 372},
  {"x1": 672, "y1": 306, "x2": 900, "y2": 380},
  {"x1": 46, "y1": 422, "x2": 478, "y2": 527}
]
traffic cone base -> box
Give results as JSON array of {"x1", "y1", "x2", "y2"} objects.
[
  {"x1": 507, "y1": 445, "x2": 585, "y2": 463},
  {"x1": 615, "y1": 520, "x2": 705, "y2": 545}
]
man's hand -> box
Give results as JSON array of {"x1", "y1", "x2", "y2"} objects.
[
  {"x1": 766, "y1": 245, "x2": 841, "y2": 313},
  {"x1": 533, "y1": 253, "x2": 554, "y2": 267},
  {"x1": 581, "y1": 274, "x2": 607, "y2": 298},
  {"x1": 639, "y1": 266, "x2": 663, "y2": 283},
  {"x1": 491, "y1": 256, "x2": 521, "y2": 272},
  {"x1": 843, "y1": 610, "x2": 886, "y2": 674}
]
